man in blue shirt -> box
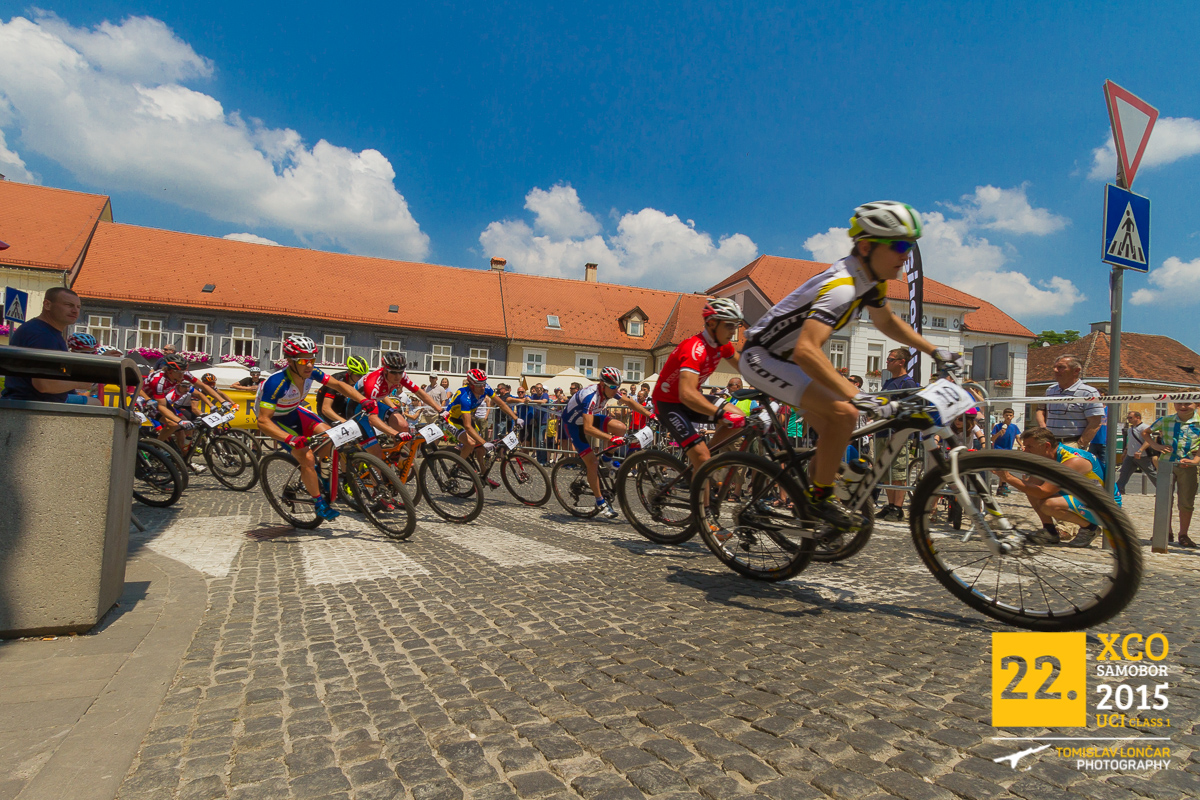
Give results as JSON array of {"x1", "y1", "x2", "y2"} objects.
[
  {"x1": 1, "y1": 287, "x2": 95, "y2": 402},
  {"x1": 991, "y1": 408, "x2": 1021, "y2": 495},
  {"x1": 877, "y1": 348, "x2": 920, "y2": 520}
]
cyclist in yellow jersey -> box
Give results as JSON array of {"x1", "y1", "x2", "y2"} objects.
[{"x1": 995, "y1": 426, "x2": 1117, "y2": 547}]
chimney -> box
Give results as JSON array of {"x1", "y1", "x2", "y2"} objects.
[
  {"x1": 1090, "y1": 320, "x2": 1111, "y2": 335},
  {"x1": 490, "y1": 257, "x2": 506, "y2": 272},
  {"x1": 584, "y1": 262, "x2": 598, "y2": 282}
]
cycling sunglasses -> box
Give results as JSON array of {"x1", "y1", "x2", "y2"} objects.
[
  {"x1": 868, "y1": 238, "x2": 917, "y2": 255},
  {"x1": 290, "y1": 358, "x2": 315, "y2": 367}
]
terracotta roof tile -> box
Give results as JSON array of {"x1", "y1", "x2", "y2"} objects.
[
  {"x1": 500, "y1": 272, "x2": 682, "y2": 350},
  {"x1": 73, "y1": 223, "x2": 507, "y2": 338},
  {"x1": 656, "y1": 294, "x2": 711, "y2": 348},
  {"x1": 0, "y1": 181, "x2": 111, "y2": 272},
  {"x1": 707, "y1": 254, "x2": 1034, "y2": 338},
  {"x1": 1027, "y1": 331, "x2": 1200, "y2": 387}
]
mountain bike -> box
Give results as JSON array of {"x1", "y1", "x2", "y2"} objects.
[
  {"x1": 689, "y1": 379, "x2": 1142, "y2": 632},
  {"x1": 379, "y1": 421, "x2": 485, "y2": 523},
  {"x1": 614, "y1": 407, "x2": 776, "y2": 543},
  {"x1": 551, "y1": 437, "x2": 634, "y2": 518},
  {"x1": 458, "y1": 427, "x2": 551, "y2": 507},
  {"x1": 258, "y1": 414, "x2": 417, "y2": 539},
  {"x1": 182, "y1": 407, "x2": 259, "y2": 491},
  {"x1": 133, "y1": 438, "x2": 184, "y2": 507}
]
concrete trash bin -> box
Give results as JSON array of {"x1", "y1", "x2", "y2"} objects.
[{"x1": 0, "y1": 346, "x2": 143, "y2": 637}]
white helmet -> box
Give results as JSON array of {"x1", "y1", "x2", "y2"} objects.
[
  {"x1": 702, "y1": 297, "x2": 745, "y2": 323},
  {"x1": 848, "y1": 201, "x2": 924, "y2": 240}
]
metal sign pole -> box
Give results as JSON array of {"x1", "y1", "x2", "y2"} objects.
[{"x1": 1105, "y1": 267, "x2": 1122, "y2": 494}]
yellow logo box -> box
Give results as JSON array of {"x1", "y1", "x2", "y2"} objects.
[{"x1": 992, "y1": 632, "x2": 1086, "y2": 728}]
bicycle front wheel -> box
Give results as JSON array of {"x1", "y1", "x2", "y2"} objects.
[
  {"x1": 501, "y1": 452, "x2": 551, "y2": 507},
  {"x1": 259, "y1": 451, "x2": 322, "y2": 529},
  {"x1": 419, "y1": 450, "x2": 484, "y2": 523},
  {"x1": 140, "y1": 437, "x2": 190, "y2": 492},
  {"x1": 205, "y1": 436, "x2": 259, "y2": 491},
  {"x1": 551, "y1": 456, "x2": 601, "y2": 517},
  {"x1": 910, "y1": 450, "x2": 1142, "y2": 631},
  {"x1": 615, "y1": 449, "x2": 696, "y2": 544},
  {"x1": 690, "y1": 452, "x2": 816, "y2": 581},
  {"x1": 348, "y1": 452, "x2": 417, "y2": 540},
  {"x1": 133, "y1": 441, "x2": 184, "y2": 507}
]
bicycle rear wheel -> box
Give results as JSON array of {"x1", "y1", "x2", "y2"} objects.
[
  {"x1": 140, "y1": 437, "x2": 189, "y2": 492},
  {"x1": 690, "y1": 452, "x2": 816, "y2": 581},
  {"x1": 347, "y1": 452, "x2": 417, "y2": 540},
  {"x1": 551, "y1": 456, "x2": 601, "y2": 517},
  {"x1": 910, "y1": 450, "x2": 1142, "y2": 631},
  {"x1": 205, "y1": 436, "x2": 259, "y2": 491},
  {"x1": 259, "y1": 451, "x2": 322, "y2": 529},
  {"x1": 501, "y1": 452, "x2": 551, "y2": 507},
  {"x1": 615, "y1": 449, "x2": 696, "y2": 544},
  {"x1": 133, "y1": 441, "x2": 184, "y2": 507},
  {"x1": 419, "y1": 450, "x2": 484, "y2": 523}
]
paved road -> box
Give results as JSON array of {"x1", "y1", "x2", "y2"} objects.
[{"x1": 83, "y1": 478, "x2": 1200, "y2": 799}]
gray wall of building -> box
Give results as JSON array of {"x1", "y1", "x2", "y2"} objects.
[{"x1": 79, "y1": 302, "x2": 508, "y2": 373}]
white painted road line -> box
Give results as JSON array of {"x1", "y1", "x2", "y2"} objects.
[
  {"x1": 138, "y1": 515, "x2": 252, "y2": 578},
  {"x1": 437, "y1": 526, "x2": 590, "y2": 567}
]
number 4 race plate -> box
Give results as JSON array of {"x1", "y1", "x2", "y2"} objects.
[
  {"x1": 993, "y1": 632, "x2": 1086, "y2": 727},
  {"x1": 326, "y1": 420, "x2": 364, "y2": 448}
]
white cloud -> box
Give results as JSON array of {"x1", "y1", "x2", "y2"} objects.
[
  {"x1": 0, "y1": 14, "x2": 429, "y2": 259},
  {"x1": 946, "y1": 184, "x2": 1068, "y2": 235},
  {"x1": 1088, "y1": 116, "x2": 1200, "y2": 180},
  {"x1": 223, "y1": 232, "x2": 279, "y2": 246},
  {"x1": 1130, "y1": 256, "x2": 1200, "y2": 306},
  {"x1": 803, "y1": 204, "x2": 1083, "y2": 317},
  {"x1": 0, "y1": 127, "x2": 36, "y2": 183},
  {"x1": 480, "y1": 184, "x2": 757, "y2": 290}
]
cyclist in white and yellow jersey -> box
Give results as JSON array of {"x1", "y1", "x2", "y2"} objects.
[{"x1": 739, "y1": 201, "x2": 963, "y2": 527}]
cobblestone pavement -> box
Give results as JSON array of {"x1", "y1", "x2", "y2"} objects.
[{"x1": 116, "y1": 476, "x2": 1199, "y2": 800}]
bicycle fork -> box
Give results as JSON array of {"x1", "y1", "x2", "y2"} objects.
[{"x1": 941, "y1": 444, "x2": 1015, "y2": 555}]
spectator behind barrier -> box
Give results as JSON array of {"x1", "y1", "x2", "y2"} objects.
[{"x1": 1, "y1": 287, "x2": 96, "y2": 403}]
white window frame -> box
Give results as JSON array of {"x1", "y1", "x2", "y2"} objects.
[
  {"x1": 468, "y1": 347, "x2": 489, "y2": 372},
  {"x1": 624, "y1": 357, "x2": 645, "y2": 383},
  {"x1": 931, "y1": 316, "x2": 947, "y2": 329},
  {"x1": 430, "y1": 344, "x2": 453, "y2": 373},
  {"x1": 626, "y1": 318, "x2": 644, "y2": 337},
  {"x1": 828, "y1": 339, "x2": 848, "y2": 370},
  {"x1": 321, "y1": 334, "x2": 348, "y2": 365},
  {"x1": 229, "y1": 326, "x2": 257, "y2": 358},
  {"x1": 87, "y1": 314, "x2": 118, "y2": 348},
  {"x1": 1155, "y1": 402, "x2": 1168, "y2": 421},
  {"x1": 576, "y1": 352, "x2": 598, "y2": 378},
  {"x1": 183, "y1": 321, "x2": 209, "y2": 353},
  {"x1": 524, "y1": 348, "x2": 547, "y2": 375},
  {"x1": 136, "y1": 318, "x2": 164, "y2": 350},
  {"x1": 866, "y1": 343, "x2": 883, "y2": 377},
  {"x1": 374, "y1": 338, "x2": 404, "y2": 368}
]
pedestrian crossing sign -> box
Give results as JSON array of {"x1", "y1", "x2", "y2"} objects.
[
  {"x1": 4, "y1": 286, "x2": 28, "y2": 323},
  {"x1": 1103, "y1": 184, "x2": 1150, "y2": 272}
]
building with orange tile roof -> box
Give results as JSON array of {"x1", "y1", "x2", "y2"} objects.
[{"x1": 0, "y1": 179, "x2": 111, "y2": 335}]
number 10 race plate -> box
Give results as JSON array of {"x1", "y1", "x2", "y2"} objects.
[{"x1": 917, "y1": 379, "x2": 976, "y2": 423}]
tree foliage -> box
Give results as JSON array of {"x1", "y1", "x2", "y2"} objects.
[{"x1": 1033, "y1": 330, "x2": 1082, "y2": 348}]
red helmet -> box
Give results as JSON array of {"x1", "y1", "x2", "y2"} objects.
[
  {"x1": 467, "y1": 368, "x2": 488, "y2": 387},
  {"x1": 600, "y1": 366, "x2": 622, "y2": 387},
  {"x1": 281, "y1": 335, "x2": 318, "y2": 358},
  {"x1": 201, "y1": 373, "x2": 217, "y2": 386}
]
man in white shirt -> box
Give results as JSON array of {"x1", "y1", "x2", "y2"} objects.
[
  {"x1": 1116, "y1": 410, "x2": 1157, "y2": 495},
  {"x1": 1036, "y1": 355, "x2": 1104, "y2": 451}
]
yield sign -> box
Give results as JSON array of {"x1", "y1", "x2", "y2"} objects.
[{"x1": 1103, "y1": 80, "x2": 1158, "y2": 189}]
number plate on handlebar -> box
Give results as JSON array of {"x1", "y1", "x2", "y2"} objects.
[
  {"x1": 202, "y1": 411, "x2": 235, "y2": 427},
  {"x1": 917, "y1": 379, "x2": 976, "y2": 423},
  {"x1": 134, "y1": 411, "x2": 148, "y2": 424},
  {"x1": 633, "y1": 426, "x2": 655, "y2": 449},
  {"x1": 419, "y1": 423, "x2": 444, "y2": 444},
  {"x1": 326, "y1": 419, "x2": 364, "y2": 447},
  {"x1": 501, "y1": 431, "x2": 520, "y2": 450}
]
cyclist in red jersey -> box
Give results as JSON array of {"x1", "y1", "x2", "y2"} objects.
[
  {"x1": 652, "y1": 298, "x2": 749, "y2": 474},
  {"x1": 354, "y1": 352, "x2": 443, "y2": 439},
  {"x1": 140, "y1": 357, "x2": 235, "y2": 447}
]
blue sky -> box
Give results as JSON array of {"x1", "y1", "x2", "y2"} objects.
[{"x1": 2, "y1": 1, "x2": 1199, "y2": 344}]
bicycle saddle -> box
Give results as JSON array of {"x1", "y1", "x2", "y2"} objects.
[{"x1": 731, "y1": 388, "x2": 768, "y2": 401}]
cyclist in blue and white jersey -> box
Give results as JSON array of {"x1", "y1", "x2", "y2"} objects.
[
  {"x1": 255, "y1": 335, "x2": 375, "y2": 520},
  {"x1": 562, "y1": 367, "x2": 646, "y2": 519},
  {"x1": 445, "y1": 369, "x2": 522, "y2": 483}
]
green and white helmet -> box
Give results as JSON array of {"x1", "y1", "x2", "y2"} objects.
[{"x1": 848, "y1": 201, "x2": 923, "y2": 240}]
